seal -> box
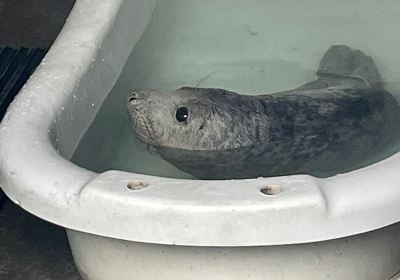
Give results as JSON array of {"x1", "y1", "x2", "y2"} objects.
[{"x1": 127, "y1": 45, "x2": 400, "y2": 179}]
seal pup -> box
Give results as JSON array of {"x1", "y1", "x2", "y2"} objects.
[{"x1": 127, "y1": 45, "x2": 400, "y2": 179}]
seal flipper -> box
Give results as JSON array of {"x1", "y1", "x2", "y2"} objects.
[
  {"x1": 299, "y1": 45, "x2": 383, "y2": 91},
  {"x1": 317, "y1": 45, "x2": 382, "y2": 89}
]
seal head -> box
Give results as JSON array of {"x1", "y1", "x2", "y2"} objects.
[{"x1": 127, "y1": 87, "x2": 269, "y2": 151}]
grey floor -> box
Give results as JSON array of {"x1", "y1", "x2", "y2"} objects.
[
  {"x1": 0, "y1": 201, "x2": 80, "y2": 280},
  {"x1": 0, "y1": 0, "x2": 81, "y2": 279}
]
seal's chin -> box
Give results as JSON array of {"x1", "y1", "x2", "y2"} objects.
[
  {"x1": 129, "y1": 112, "x2": 160, "y2": 148},
  {"x1": 134, "y1": 134, "x2": 159, "y2": 153}
]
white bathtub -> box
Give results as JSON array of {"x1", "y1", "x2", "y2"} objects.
[{"x1": 1, "y1": 0, "x2": 400, "y2": 279}]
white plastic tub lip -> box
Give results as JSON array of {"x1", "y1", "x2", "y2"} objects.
[{"x1": 1, "y1": 0, "x2": 400, "y2": 247}]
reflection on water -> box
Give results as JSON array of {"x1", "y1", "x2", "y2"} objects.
[{"x1": 72, "y1": 0, "x2": 400, "y2": 179}]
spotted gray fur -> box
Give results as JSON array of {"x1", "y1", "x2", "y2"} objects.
[{"x1": 127, "y1": 45, "x2": 400, "y2": 179}]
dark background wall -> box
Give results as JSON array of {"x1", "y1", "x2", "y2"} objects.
[{"x1": 0, "y1": 0, "x2": 75, "y2": 48}]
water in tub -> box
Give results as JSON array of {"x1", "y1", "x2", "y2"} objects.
[{"x1": 72, "y1": 0, "x2": 400, "y2": 179}]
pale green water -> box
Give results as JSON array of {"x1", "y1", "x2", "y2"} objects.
[{"x1": 72, "y1": 0, "x2": 400, "y2": 178}]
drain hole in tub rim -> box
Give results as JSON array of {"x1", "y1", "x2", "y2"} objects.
[
  {"x1": 260, "y1": 185, "x2": 282, "y2": 196},
  {"x1": 127, "y1": 180, "x2": 149, "y2": 191}
]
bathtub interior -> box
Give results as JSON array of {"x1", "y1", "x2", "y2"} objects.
[
  {"x1": 1, "y1": 0, "x2": 400, "y2": 248},
  {"x1": 72, "y1": 0, "x2": 400, "y2": 179}
]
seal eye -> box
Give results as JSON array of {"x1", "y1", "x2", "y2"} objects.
[{"x1": 176, "y1": 106, "x2": 189, "y2": 123}]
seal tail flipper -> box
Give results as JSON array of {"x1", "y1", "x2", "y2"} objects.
[{"x1": 317, "y1": 45, "x2": 383, "y2": 89}]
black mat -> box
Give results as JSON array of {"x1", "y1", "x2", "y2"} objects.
[{"x1": 0, "y1": 47, "x2": 47, "y2": 118}]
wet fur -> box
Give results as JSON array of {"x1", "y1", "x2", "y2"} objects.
[{"x1": 127, "y1": 45, "x2": 400, "y2": 179}]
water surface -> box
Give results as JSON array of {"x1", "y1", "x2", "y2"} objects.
[{"x1": 72, "y1": 0, "x2": 400, "y2": 178}]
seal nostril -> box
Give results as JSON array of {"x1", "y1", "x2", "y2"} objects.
[{"x1": 128, "y1": 92, "x2": 140, "y2": 106}]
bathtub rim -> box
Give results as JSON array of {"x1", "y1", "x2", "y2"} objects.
[{"x1": 0, "y1": 0, "x2": 400, "y2": 247}]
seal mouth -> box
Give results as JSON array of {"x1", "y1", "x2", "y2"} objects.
[
  {"x1": 127, "y1": 91, "x2": 156, "y2": 145},
  {"x1": 129, "y1": 106, "x2": 159, "y2": 147}
]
